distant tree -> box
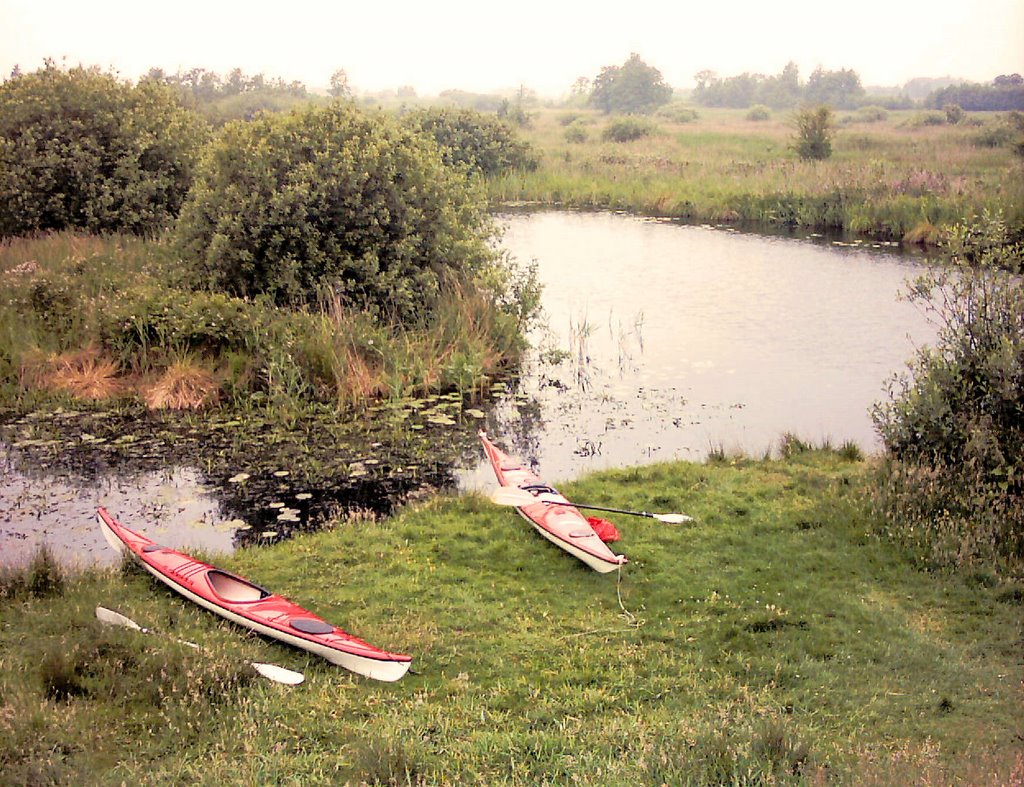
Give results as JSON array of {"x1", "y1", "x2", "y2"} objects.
[
  {"x1": 994, "y1": 73, "x2": 1024, "y2": 87},
  {"x1": 792, "y1": 106, "x2": 834, "y2": 160},
  {"x1": 762, "y1": 61, "x2": 801, "y2": 108},
  {"x1": 928, "y1": 78, "x2": 1024, "y2": 111},
  {"x1": 589, "y1": 53, "x2": 673, "y2": 114},
  {"x1": 693, "y1": 70, "x2": 717, "y2": 92},
  {"x1": 0, "y1": 61, "x2": 208, "y2": 237},
  {"x1": 805, "y1": 67, "x2": 865, "y2": 109},
  {"x1": 693, "y1": 63, "x2": 804, "y2": 109},
  {"x1": 571, "y1": 76, "x2": 591, "y2": 97},
  {"x1": 329, "y1": 69, "x2": 352, "y2": 98}
]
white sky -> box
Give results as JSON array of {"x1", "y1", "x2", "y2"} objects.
[{"x1": 2, "y1": 0, "x2": 1022, "y2": 96}]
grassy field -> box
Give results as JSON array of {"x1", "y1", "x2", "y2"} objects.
[
  {"x1": 2, "y1": 448, "x2": 1021, "y2": 784},
  {"x1": 491, "y1": 106, "x2": 1024, "y2": 241}
]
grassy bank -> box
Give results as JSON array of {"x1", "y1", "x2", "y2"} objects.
[
  {"x1": 2, "y1": 449, "x2": 1020, "y2": 784},
  {"x1": 491, "y1": 107, "x2": 1024, "y2": 241},
  {"x1": 0, "y1": 233, "x2": 530, "y2": 414}
]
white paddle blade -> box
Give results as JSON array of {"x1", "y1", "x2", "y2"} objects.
[
  {"x1": 95, "y1": 605, "x2": 143, "y2": 631},
  {"x1": 251, "y1": 662, "x2": 305, "y2": 685},
  {"x1": 489, "y1": 487, "x2": 536, "y2": 507},
  {"x1": 653, "y1": 513, "x2": 694, "y2": 524}
]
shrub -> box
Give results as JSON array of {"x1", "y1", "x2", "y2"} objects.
[
  {"x1": 657, "y1": 103, "x2": 700, "y2": 123},
  {"x1": 176, "y1": 102, "x2": 500, "y2": 318},
  {"x1": 792, "y1": 106, "x2": 834, "y2": 160},
  {"x1": 854, "y1": 105, "x2": 889, "y2": 123},
  {"x1": 872, "y1": 212, "x2": 1024, "y2": 573},
  {"x1": 944, "y1": 103, "x2": 966, "y2": 124},
  {"x1": 908, "y1": 111, "x2": 948, "y2": 127},
  {"x1": 565, "y1": 122, "x2": 588, "y2": 143},
  {"x1": 602, "y1": 117, "x2": 654, "y2": 142},
  {"x1": 0, "y1": 62, "x2": 208, "y2": 238},
  {"x1": 403, "y1": 106, "x2": 537, "y2": 176},
  {"x1": 746, "y1": 105, "x2": 771, "y2": 121}
]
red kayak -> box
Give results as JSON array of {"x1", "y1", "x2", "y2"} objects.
[
  {"x1": 479, "y1": 431, "x2": 627, "y2": 573},
  {"x1": 97, "y1": 508, "x2": 412, "y2": 682}
]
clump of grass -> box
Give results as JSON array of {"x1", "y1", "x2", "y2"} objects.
[
  {"x1": 778, "y1": 432, "x2": 813, "y2": 458},
  {"x1": 143, "y1": 358, "x2": 220, "y2": 410},
  {"x1": 904, "y1": 219, "x2": 943, "y2": 245},
  {"x1": 0, "y1": 543, "x2": 65, "y2": 599},
  {"x1": 838, "y1": 439, "x2": 864, "y2": 461},
  {"x1": 348, "y1": 736, "x2": 427, "y2": 786},
  {"x1": 22, "y1": 346, "x2": 123, "y2": 400}
]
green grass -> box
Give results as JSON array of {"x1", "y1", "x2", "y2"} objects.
[
  {"x1": 1, "y1": 450, "x2": 1020, "y2": 784},
  {"x1": 493, "y1": 107, "x2": 1024, "y2": 240}
]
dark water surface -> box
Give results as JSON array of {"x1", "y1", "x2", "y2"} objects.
[{"x1": 1, "y1": 211, "x2": 937, "y2": 566}]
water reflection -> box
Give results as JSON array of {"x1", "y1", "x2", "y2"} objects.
[
  {"x1": 459, "y1": 211, "x2": 936, "y2": 487},
  {"x1": 1, "y1": 445, "x2": 230, "y2": 568}
]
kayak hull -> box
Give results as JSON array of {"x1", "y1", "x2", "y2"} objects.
[
  {"x1": 479, "y1": 432, "x2": 627, "y2": 573},
  {"x1": 97, "y1": 508, "x2": 411, "y2": 682}
]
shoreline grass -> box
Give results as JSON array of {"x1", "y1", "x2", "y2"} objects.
[
  {"x1": 491, "y1": 107, "x2": 1024, "y2": 241},
  {"x1": 2, "y1": 449, "x2": 1020, "y2": 784},
  {"x1": 0, "y1": 233, "x2": 529, "y2": 414}
]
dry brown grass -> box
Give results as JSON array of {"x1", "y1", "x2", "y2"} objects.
[
  {"x1": 142, "y1": 360, "x2": 220, "y2": 410},
  {"x1": 21, "y1": 346, "x2": 124, "y2": 400}
]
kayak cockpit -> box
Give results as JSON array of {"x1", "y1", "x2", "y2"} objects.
[{"x1": 206, "y1": 570, "x2": 272, "y2": 603}]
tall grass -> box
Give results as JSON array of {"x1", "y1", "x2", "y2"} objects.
[
  {"x1": 491, "y1": 107, "x2": 1024, "y2": 240},
  {"x1": 0, "y1": 233, "x2": 527, "y2": 413}
]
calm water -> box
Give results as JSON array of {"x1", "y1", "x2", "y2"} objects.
[
  {"x1": 459, "y1": 211, "x2": 936, "y2": 486},
  {"x1": 1, "y1": 210, "x2": 937, "y2": 565}
]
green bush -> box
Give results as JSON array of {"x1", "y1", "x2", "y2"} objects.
[
  {"x1": 601, "y1": 117, "x2": 654, "y2": 142},
  {"x1": 656, "y1": 103, "x2": 700, "y2": 123},
  {"x1": 908, "y1": 111, "x2": 948, "y2": 127},
  {"x1": 792, "y1": 106, "x2": 834, "y2": 160},
  {"x1": 402, "y1": 106, "x2": 537, "y2": 176},
  {"x1": 565, "y1": 122, "x2": 589, "y2": 143},
  {"x1": 746, "y1": 105, "x2": 771, "y2": 121},
  {"x1": 854, "y1": 105, "x2": 889, "y2": 123},
  {"x1": 944, "y1": 103, "x2": 966, "y2": 124},
  {"x1": 176, "y1": 102, "x2": 500, "y2": 318},
  {"x1": 0, "y1": 62, "x2": 209, "y2": 238},
  {"x1": 872, "y1": 212, "x2": 1024, "y2": 573}
]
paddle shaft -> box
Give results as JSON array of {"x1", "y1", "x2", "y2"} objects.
[
  {"x1": 558, "y1": 501, "x2": 663, "y2": 520},
  {"x1": 95, "y1": 606, "x2": 304, "y2": 685}
]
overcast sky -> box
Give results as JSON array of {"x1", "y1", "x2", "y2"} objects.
[{"x1": 2, "y1": 0, "x2": 1022, "y2": 96}]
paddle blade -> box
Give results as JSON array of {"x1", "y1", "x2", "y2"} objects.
[
  {"x1": 95, "y1": 605, "x2": 143, "y2": 631},
  {"x1": 251, "y1": 662, "x2": 305, "y2": 686},
  {"x1": 653, "y1": 513, "x2": 694, "y2": 524},
  {"x1": 489, "y1": 486, "x2": 537, "y2": 507}
]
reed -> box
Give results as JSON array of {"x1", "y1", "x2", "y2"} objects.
[{"x1": 491, "y1": 107, "x2": 1024, "y2": 240}]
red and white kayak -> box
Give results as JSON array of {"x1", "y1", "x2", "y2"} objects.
[
  {"x1": 97, "y1": 507, "x2": 412, "y2": 682},
  {"x1": 479, "y1": 431, "x2": 627, "y2": 573}
]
